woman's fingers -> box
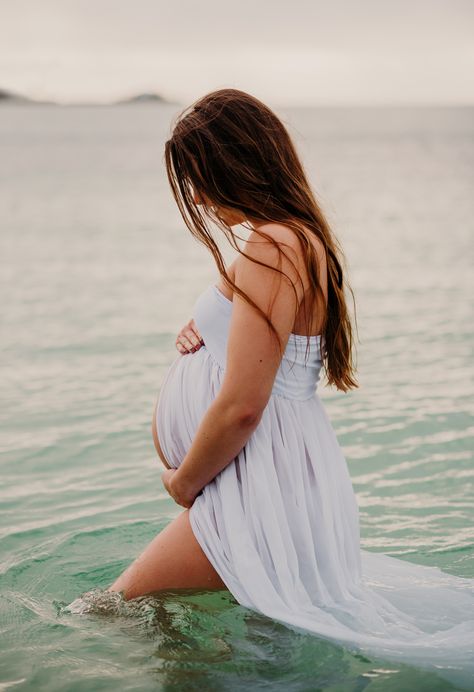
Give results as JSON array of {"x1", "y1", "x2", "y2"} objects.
[
  {"x1": 189, "y1": 319, "x2": 204, "y2": 343},
  {"x1": 176, "y1": 335, "x2": 193, "y2": 353},
  {"x1": 186, "y1": 321, "x2": 204, "y2": 347},
  {"x1": 180, "y1": 333, "x2": 197, "y2": 351},
  {"x1": 187, "y1": 330, "x2": 202, "y2": 348},
  {"x1": 176, "y1": 322, "x2": 205, "y2": 354}
]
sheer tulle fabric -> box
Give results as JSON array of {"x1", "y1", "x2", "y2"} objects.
[{"x1": 156, "y1": 284, "x2": 474, "y2": 686}]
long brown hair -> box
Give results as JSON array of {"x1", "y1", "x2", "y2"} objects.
[{"x1": 164, "y1": 88, "x2": 358, "y2": 392}]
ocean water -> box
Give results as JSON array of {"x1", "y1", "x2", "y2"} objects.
[{"x1": 0, "y1": 103, "x2": 473, "y2": 691}]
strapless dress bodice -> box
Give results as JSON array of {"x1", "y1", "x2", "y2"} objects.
[{"x1": 192, "y1": 283, "x2": 324, "y2": 401}]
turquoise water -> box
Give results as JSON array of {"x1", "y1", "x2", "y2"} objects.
[{"x1": 1, "y1": 104, "x2": 473, "y2": 690}]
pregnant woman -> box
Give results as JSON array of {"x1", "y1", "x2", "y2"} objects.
[{"x1": 108, "y1": 89, "x2": 473, "y2": 679}]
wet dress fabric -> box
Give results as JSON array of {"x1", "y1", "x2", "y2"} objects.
[{"x1": 156, "y1": 283, "x2": 474, "y2": 683}]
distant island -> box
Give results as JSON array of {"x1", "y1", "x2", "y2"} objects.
[
  {"x1": 115, "y1": 92, "x2": 169, "y2": 104},
  {"x1": 0, "y1": 88, "x2": 54, "y2": 105},
  {"x1": 0, "y1": 88, "x2": 176, "y2": 106}
]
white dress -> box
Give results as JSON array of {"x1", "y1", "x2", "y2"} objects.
[{"x1": 156, "y1": 282, "x2": 474, "y2": 685}]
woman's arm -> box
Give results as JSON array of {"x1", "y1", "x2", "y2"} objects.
[{"x1": 164, "y1": 224, "x2": 306, "y2": 507}]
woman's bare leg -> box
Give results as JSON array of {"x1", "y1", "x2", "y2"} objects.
[
  {"x1": 108, "y1": 509, "x2": 228, "y2": 600},
  {"x1": 109, "y1": 405, "x2": 226, "y2": 599}
]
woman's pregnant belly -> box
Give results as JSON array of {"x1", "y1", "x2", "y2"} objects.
[{"x1": 153, "y1": 346, "x2": 223, "y2": 470}]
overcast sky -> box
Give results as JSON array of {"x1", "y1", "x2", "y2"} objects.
[{"x1": 1, "y1": 0, "x2": 473, "y2": 106}]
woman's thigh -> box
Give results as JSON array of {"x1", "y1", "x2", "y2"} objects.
[{"x1": 108, "y1": 509, "x2": 228, "y2": 600}]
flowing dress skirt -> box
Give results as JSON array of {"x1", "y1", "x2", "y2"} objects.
[{"x1": 156, "y1": 345, "x2": 474, "y2": 687}]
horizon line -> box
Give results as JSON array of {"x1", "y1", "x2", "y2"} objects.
[{"x1": 1, "y1": 87, "x2": 473, "y2": 109}]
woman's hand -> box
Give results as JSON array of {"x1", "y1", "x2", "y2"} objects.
[
  {"x1": 161, "y1": 468, "x2": 198, "y2": 509},
  {"x1": 176, "y1": 319, "x2": 205, "y2": 354}
]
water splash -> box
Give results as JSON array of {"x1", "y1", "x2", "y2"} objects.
[{"x1": 63, "y1": 587, "x2": 167, "y2": 625}]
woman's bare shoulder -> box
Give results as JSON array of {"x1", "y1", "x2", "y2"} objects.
[
  {"x1": 238, "y1": 221, "x2": 326, "y2": 278},
  {"x1": 249, "y1": 221, "x2": 324, "y2": 254},
  {"x1": 247, "y1": 222, "x2": 300, "y2": 248}
]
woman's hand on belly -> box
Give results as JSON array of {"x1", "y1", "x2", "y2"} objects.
[{"x1": 175, "y1": 318, "x2": 205, "y2": 354}]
